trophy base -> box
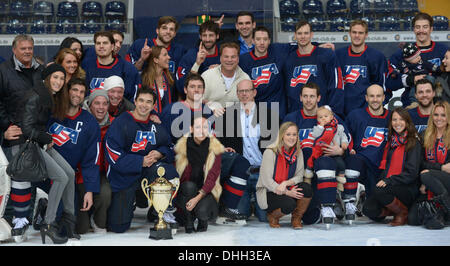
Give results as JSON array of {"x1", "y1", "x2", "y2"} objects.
[{"x1": 149, "y1": 228, "x2": 173, "y2": 240}]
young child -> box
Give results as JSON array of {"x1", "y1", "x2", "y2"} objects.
[
  {"x1": 391, "y1": 42, "x2": 440, "y2": 106},
  {"x1": 304, "y1": 106, "x2": 349, "y2": 191}
]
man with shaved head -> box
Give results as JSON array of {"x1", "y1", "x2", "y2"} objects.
[{"x1": 344, "y1": 84, "x2": 390, "y2": 209}]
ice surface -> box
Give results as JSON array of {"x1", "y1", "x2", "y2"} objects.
[{"x1": 2, "y1": 207, "x2": 449, "y2": 246}]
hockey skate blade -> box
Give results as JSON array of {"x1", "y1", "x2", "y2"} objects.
[
  {"x1": 0, "y1": 218, "x2": 11, "y2": 241},
  {"x1": 13, "y1": 233, "x2": 27, "y2": 243},
  {"x1": 215, "y1": 217, "x2": 247, "y2": 226}
]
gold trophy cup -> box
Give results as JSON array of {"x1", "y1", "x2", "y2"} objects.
[{"x1": 141, "y1": 166, "x2": 179, "y2": 240}]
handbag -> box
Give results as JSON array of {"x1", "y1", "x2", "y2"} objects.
[{"x1": 6, "y1": 129, "x2": 48, "y2": 182}]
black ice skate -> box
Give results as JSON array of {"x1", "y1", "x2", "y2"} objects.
[
  {"x1": 344, "y1": 199, "x2": 357, "y2": 225},
  {"x1": 216, "y1": 207, "x2": 247, "y2": 225},
  {"x1": 321, "y1": 205, "x2": 336, "y2": 230},
  {"x1": 11, "y1": 218, "x2": 30, "y2": 243}
]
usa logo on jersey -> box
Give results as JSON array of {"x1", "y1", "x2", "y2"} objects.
[
  {"x1": 298, "y1": 128, "x2": 313, "y2": 148},
  {"x1": 131, "y1": 131, "x2": 156, "y2": 152},
  {"x1": 89, "y1": 78, "x2": 105, "y2": 93},
  {"x1": 48, "y1": 123, "x2": 80, "y2": 146},
  {"x1": 290, "y1": 65, "x2": 317, "y2": 87},
  {"x1": 251, "y1": 63, "x2": 279, "y2": 88},
  {"x1": 344, "y1": 65, "x2": 367, "y2": 84},
  {"x1": 361, "y1": 127, "x2": 387, "y2": 148}
]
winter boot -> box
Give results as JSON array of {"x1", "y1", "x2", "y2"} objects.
[
  {"x1": 291, "y1": 197, "x2": 312, "y2": 229},
  {"x1": 267, "y1": 208, "x2": 285, "y2": 228},
  {"x1": 40, "y1": 222, "x2": 68, "y2": 244},
  {"x1": 59, "y1": 212, "x2": 80, "y2": 240},
  {"x1": 417, "y1": 200, "x2": 445, "y2": 230},
  {"x1": 196, "y1": 219, "x2": 208, "y2": 232},
  {"x1": 385, "y1": 197, "x2": 408, "y2": 226},
  {"x1": 184, "y1": 212, "x2": 194, "y2": 234}
]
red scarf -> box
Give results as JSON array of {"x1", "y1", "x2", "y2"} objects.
[
  {"x1": 274, "y1": 146, "x2": 297, "y2": 184},
  {"x1": 379, "y1": 131, "x2": 407, "y2": 178}
]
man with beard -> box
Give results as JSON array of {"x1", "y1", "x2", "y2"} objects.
[
  {"x1": 335, "y1": 20, "x2": 388, "y2": 116},
  {"x1": 387, "y1": 12, "x2": 448, "y2": 107},
  {"x1": 126, "y1": 16, "x2": 187, "y2": 76},
  {"x1": 344, "y1": 85, "x2": 390, "y2": 202},
  {"x1": 408, "y1": 78, "x2": 436, "y2": 133},
  {"x1": 46, "y1": 78, "x2": 106, "y2": 235},
  {"x1": 175, "y1": 20, "x2": 221, "y2": 95},
  {"x1": 83, "y1": 31, "x2": 141, "y2": 102}
]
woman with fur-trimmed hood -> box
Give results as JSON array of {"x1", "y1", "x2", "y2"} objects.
[{"x1": 174, "y1": 115, "x2": 224, "y2": 233}]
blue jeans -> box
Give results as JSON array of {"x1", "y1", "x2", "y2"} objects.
[{"x1": 237, "y1": 172, "x2": 267, "y2": 222}]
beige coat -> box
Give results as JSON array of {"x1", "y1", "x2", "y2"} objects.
[
  {"x1": 201, "y1": 65, "x2": 250, "y2": 109},
  {"x1": 174, "y1": 135, "x2": 224, "y2": 202},
  {"x1": 255, "y1": 144, "x2": 305, "y2": 210}
]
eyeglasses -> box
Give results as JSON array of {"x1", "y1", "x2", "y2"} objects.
[{"x1": 237, "y1": 89, "x2": 254, "y2": 94}]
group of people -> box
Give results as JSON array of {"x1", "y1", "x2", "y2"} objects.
[{"x1": 0, "y1": 10, "x2": 449, "y2": 245}]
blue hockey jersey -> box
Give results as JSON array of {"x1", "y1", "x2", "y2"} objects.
[
  {"x1": 387, "y1": 41, "x2": 448, "y2": 105},
  {"x1": 336, "y1": 45, "x2": 388, "y2": 116},
  {"x1": 408, "y1": 107, "x2": 429, "y2": 134},
  {"x1": 283, "y1": 46, "x2": 344, "y2": 116},
  {"x1": 240, "y1": 43, "x2": 297, "y2": 119},
  {"x1": 160, "y1": 101, "x2": 214, "y2": 144},
  {"x1": 104, "y1": 111, "x2": 175, "y2": 192},
  {"x1": 175, "y1": 45, "x2": 220, "y2": 95},
  {"x1": 82, "y1": 55, "x2": 141, "y2": 102},
  {"x1": 283, "y1": 109, "x2": 350, "y2": 165},
  {"x1": 47, "y1": 108, "x2": 101, "y2": 193},
  {"x1": 345, "y1": 107, "x2": 390, "y2": 168}
]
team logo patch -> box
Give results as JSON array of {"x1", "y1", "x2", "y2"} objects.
[
  {"x1": 251, "y1": 63, "x2": 279, "y2": 88},
  {"x1": 89, "y1": 78, "x2": 105, "y2": 93},
  {"x1": 131, "y1": 131, "x2": 156, "y2": 152},
  {"x1": 298, "y1": 128, "x2": 313, "y2": 148},
  {"x1": 344, "y1": 65, "x2": 367, "y2": 84},
  {"x1": 169, "y1": 61, "x2": 175, "y2": 74},
  {"x1": 361, "y1": 127, "x2": 387, "y2": 148},
  {"x1": 290, "y1": 65, "x2": 317, "y2": 87},
  {"x1": 48, "y1": 123, "x2": 80, "y2": 146},
  {"x1": 176, "y1": 66, "x2": 185, "y2": 80}
]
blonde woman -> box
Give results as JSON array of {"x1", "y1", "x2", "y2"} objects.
[
  {"x1": 54, "y1": 48, "x2": 85, "y2": 83},
  {"x1": 141, "y1": 46, "x2": 176, "y2": 113},
  {"x1": 256, "y1": 122, "x2": 312, "y2": 229},
  {"x1": 418, "y1": 101, "x2": 450, "y2": 224}
]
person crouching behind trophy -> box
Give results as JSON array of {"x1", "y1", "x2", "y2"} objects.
[
  {"x1": 174, "y1": 115, "x2": 224, "y2": 233},
  {"x1": 104, "y1": 86, "x2": 179, "y2": 233}
]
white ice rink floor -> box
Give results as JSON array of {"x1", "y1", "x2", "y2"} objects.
[{"x1": 2, "y1": 206, "x2": 450, "y2": 246}]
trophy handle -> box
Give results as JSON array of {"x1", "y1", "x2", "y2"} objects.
[
  {"x1": 169, "y1": 178, "x2": 180, "y2": 207},
  {"x1": 141, "y1": 178, "x2": 152, "y2": 208}
]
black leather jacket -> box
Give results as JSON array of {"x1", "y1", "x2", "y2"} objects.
[{"x1": 12, "y1": 82, "x2": 53, "y2": 148}]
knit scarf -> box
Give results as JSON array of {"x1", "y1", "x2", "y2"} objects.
[
  {"x1": 153, "y1": 72, "x2": 171, "y2": 113},
  {"x1": 186, "y1": 137, "x2": 210, "y2": 190},
  {"x1": 273, "y1": 146, "x2": 298, "y2": 184},
  {"x1": 379, "y1": 131, "x2": 408, "y2": 178}
]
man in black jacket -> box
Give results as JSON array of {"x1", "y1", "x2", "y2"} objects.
[
  {"x1": 0, "y1": 35, "x2": 44, "y2": 149},
  {"x1": 215, "y1": 79, "x2": 280, "y2": 221},
  {"x1": 0, "y1": 34, "x2": 44, "y2": 240}
]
